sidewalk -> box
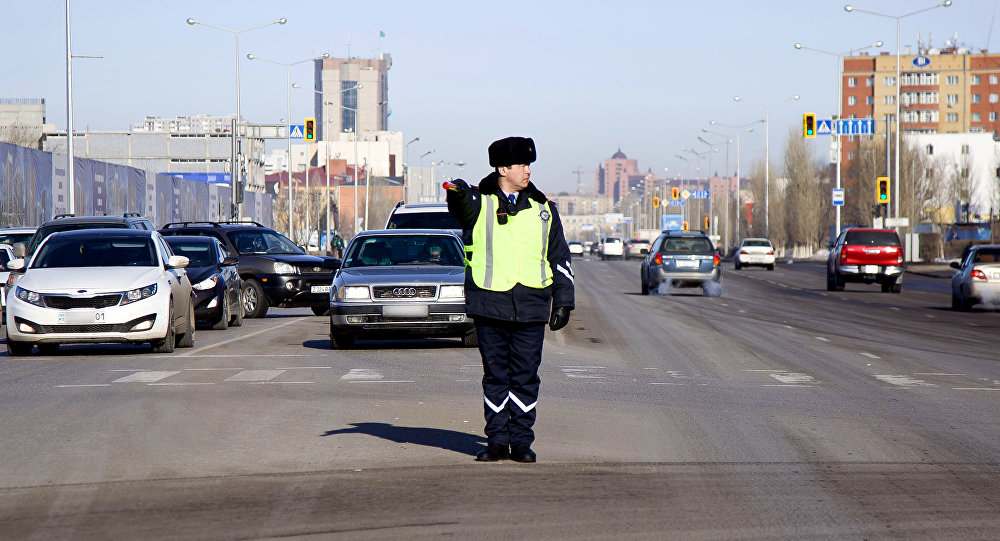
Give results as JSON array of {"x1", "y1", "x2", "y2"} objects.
[{"x1": 904, "y1": 262, "x2": 954, "y2": 279}]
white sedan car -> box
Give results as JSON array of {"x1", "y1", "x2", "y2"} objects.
[
  {"x1": 5, "y1": 229, "x2": 195, "y2": 356},
  {"x1": 734, "y1": 238, "x2": 776, "y2": 271},
  {"x1": 568, "y1": 241, "x2": 585, "y2": 256}
]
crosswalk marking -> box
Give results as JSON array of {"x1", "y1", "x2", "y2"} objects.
[
  {"x1": 770, "y1": 372, "x2": 815, "y2": 385},
  {"x1": 341, "y1": 369, "x2": 383, "y2": 380},
  {"x1": 875, "y1": 375, "x2": 935, "y2": 388},
  {"x1": 225, "y1": 370, "x2": 286, "y2": 382},
  {"x1": 113, "y1": 371, "x2": 180, "y2": 383}
]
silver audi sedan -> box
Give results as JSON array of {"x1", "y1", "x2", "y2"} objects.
[{"x1": 328, "y1": 229, "x2": 476, "y2": 348}]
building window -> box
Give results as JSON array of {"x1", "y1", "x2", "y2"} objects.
[
  {"x1": 972, "y1": 94, "x2": 982, "y2": 103},
  {"x1": 341, "y1": 81, "x2": 358, "y2": 133},
  {"x1": 947, "y1": 94, "x2": 959, "y2": 105},
  {"x1": 866, "y1": 77, "x2": 874, "y2": 87},
  {"x1": 884, "y1": 76, "x2": 896, "y2": 87},
  {"x1": 947, "y1": 75, "x2": 959, "y2": 85},
  {"x1": 866, "y1": 96, "x2": 874, "y2": 105},
  {"x1": 884, "y1": 95, "x2": 896, "y2": 105},
  {"x1": 847, "y1": 96, "x2": 857, "y2": 106},
  {"x1": 946, "y1": 113, "x2": 958, "y2": 122},
  {"x1": 961, "y1": 144, "x2": 970, "y2": 154},
  {"x1": 848, "y1": 151, "x2": 856, "y2": 160},
  {"x1": 902, "y1": 111, "x2": 919, "y2": 123},
  {"x1": 848, "y1": 77, "x2": 857, "y2": 87},
  {"x1": 992, "y1": 74, "x2": 999, "y2": 84},
  {"x1": 919, "y1": 72, "x2": 938, "y2": 85},
  {"x1": 972, "y1": 75, "x2": 981, "y2": 85},
  {"x1": 991, "y1": 112, "x2": 999, "y2": 122},
  {"x1": 972, "y1": 112, "x2": 982, "y2": 122},
  {"x1": 991, "y1": 93, "x2": 999, "y2": 103},
  {"x1": 919, "y1": 91, "x2": 938, "y2": 104},
  {"x1": 919, "y1": 110, "x2": 938, "y2": 123}
]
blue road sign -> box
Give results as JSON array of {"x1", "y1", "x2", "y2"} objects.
[
  {"x1": 832, "y1": 188, "x2": 845, "y2": 206},
  {"x1": 668, "y1": 199, "x2": 684, "y2": 206},
  {"x1": 816, "y1": 119, "x2": 833, "y2": 135},
  {"x1": 289, "y1": 124, "x2": 304, "y2": 139},
  {"x1": 836, "y1": 119, "x2": 875, "y2": 135},
  {"x1": 689, "y1": 190, "x2": 710, "y2": 199}
]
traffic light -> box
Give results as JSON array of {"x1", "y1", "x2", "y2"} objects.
[
  {"x1": 704, "y1": 217, "x2": 710, "y2": 230},
  {"x1": 304, "y1": 117, "x2": 316, "y2": 141},
  {"x1": 671, "y1": 187, "x2": 680, "y2": 200},
  {"x1": 803, "y1": 113, "x2": 816, "y2": 138},
  {"x1": 877, "y1": 176, "x2": 890, "y2": 204},
  {"x1": 652, "y1": 196, "x2": 660, "y2": 208},
  {"x1": 681, "y1": 221, "x2": 689, "y2": 232}
]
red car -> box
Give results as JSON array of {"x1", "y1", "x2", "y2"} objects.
[{"x1": 826, "y1": 228, "x2": 903, "y2": 293}]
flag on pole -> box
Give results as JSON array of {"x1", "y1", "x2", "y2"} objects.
[{"x1": 379, "y1": 30, "x2": 385, "y2": 38}]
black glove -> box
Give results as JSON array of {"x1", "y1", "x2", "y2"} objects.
[
  {"x1": 549, "y1": 306, "x2": 571, "y2": 331},
  {"x1": 447, "y1": 178, "x2": 470, "y2": 195}
]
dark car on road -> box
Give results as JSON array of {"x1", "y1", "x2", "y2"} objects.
[
  {"x1": 826, "y1": 228, "x2": 903, "y2": 293},
  {"x1": 159, "y1": 221, "x2": 340, "y2": 318},
  {"x1": 164, "y1": 235, "x2": 243, "y2": 329},
  {"x1": 640, "y1": 230, "x2": 722, "y2": 296}
]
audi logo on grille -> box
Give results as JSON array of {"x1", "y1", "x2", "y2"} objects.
[{"x1": 392, "y1": 287, "x2": 417, "y2": 297}]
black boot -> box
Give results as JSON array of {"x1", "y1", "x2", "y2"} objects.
[
  {"x1": 510, "y1": 444, "x2": 536, "y2": 463},
  {"x1": 476, "y1": 443, "x2": 510, "y2": 462}
]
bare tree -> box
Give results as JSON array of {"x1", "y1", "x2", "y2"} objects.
[
  {"x1": 782, "y1": 127, "x2": 825, "y2": 253},
  {"x1": 0, "y1": 123, "x2": 40, "y2": 149},
  {"x1": 845, "y1": 137, "x2": 887, "y2": 226},
  {"x1": 950, "y1": 152, "x2": 977, "y2": 221}
]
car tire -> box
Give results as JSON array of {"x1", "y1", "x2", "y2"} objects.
[
  {"x1": 461, "y1": 329, "x2": 479, "y2": 347},
  {"x1": 734, "y1": 260, "x2": 741, "y2": 270},
  {"x1": 6, "y1": 335, "x2": 32, "y2": 356},
  {"x1": 834, "y1": 273, "x2": 845, "y2": 291},
  {"x1": 229, "y1": 297, "x2": 244, "y2": 327},
  {"x1": 37, "y1": 343, "x2": 60, "y2": 355},
  {"x1": 242, "y1": 279, "x2": 269, "y2": 318},
  {"x1": 891, "y1": 283, "x2": 901, "y2": 294},
  {"x1": 641, "y1": 275, "x2": 649, "y2": 295},
  {"x1": 329, "y1": 331, "x2": 355, "y2": 349},
  {"x1": 177, "y1": 301, "x2": 196, "y2": 348},
  {"x1": 766, "y1": 264, "x2": 775, "y2": 271},
  {"x1": 952, "y1": 293, "x2": 962, "y2": 310},
  {"x1": 311, "y1": 306, "x2": 330, "y2": 316},
  {"x1": 150, "y1": 305, "x2": 176, "y2": 353},
  {"x1": 211, "y1": 298, "x2": 229, "y2": 330}
]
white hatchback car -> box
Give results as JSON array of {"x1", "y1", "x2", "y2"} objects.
[
  {"x1": 734, "y1": 238, "x2": 776, "y2": 271},
  {"x1": 600, "y1": 237, "x2": 625, "y2": 260},
  {"x1": 5, "y1": 229, "x2": 195, "y2": 356}
]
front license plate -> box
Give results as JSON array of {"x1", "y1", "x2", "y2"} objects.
[
  {"x1": 310, "y1": 285, "x2": 331, "y2": 294},
  {"x1": 382, "y1": 304, "x2": 429, "y2": 318},
  {"x1": 59, "y1": 311, "x2": 106, "y2": 324},
  {"x1": 861, "y1": 265, "x2": 878, "y2": 274},
  {"x1": 675, "y1": 260, "x2": 699, "y2": 269}
]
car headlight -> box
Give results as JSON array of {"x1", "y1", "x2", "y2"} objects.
[
  {"x1": 274, "y1": 262, "x2": 296, "y2": 274},
  {"x1": 121, "y1": 283, "x2": 158, "y2": 305},
  {"x1": 14, "y1": 286, "x2": 44, "y2": 307},
  {"x1": 193, "y1": 275, "x2": 219, "y2": 291},
  {"x1": 337, "y1": 285, "x2": 370, "y2": 300},
  {"x1": 439, "y1": 285, "x2": 465, "y2": 299}
]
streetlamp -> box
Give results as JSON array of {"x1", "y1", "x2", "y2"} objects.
[
  {"x1": 186, "y1": 16, "x2": 287, "y2": 220},
  {"x1": 698, "y1": 135, "x2": 731, "y2": 239},
  {"x1": 673, "y1": 154, "x2": 689, "y2": 222},
  {"x1": 845, "y1": 1, "x2": 952, "y2": 222},
  {"x1": 734, "y1": 94, "x2": 800, "y2": 238},
  {"x1": 405, "y1": 137, "x2": 419, "y2": 203},
  {"x1": 419, "y1": 149, "x2": 436, "y2": 202},
  {"x1": 795, "y1": 40, "x2": 882, "y2": 236},
  {"x1": 292, "y1": 83, "x2": 362, "y2": 236},
  {"x1": 246, "y1": 51, "x2": 329, "y2": 239},
  {"x1": 708, "y1": 119, "x2": 762, "y2": 247},
  {"x1": 684, "y1": 147, "x2": 715, "y2": 226}
]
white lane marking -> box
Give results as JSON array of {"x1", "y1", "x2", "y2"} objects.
[
  {"x1": 177, "y1": 317, "x2": 309, "y2": 357},
  {"x1": 561, "y1": 366, "x2": 606, "y2": 379},
  {"x1": 642, "y1": 367, "x2": 658, "y2": 370},
  {"x1": 784, "y1": 325, "x2": 795, "y2": 329},
  {"x1": 925, "y1": 314, "x2": 935, "y2": 318},
  {"x1": 566, "y1": 374, "x2": 605, "y2": 379},
  {"x1": 954, "y1": 387, "x2": 1000, "y2": 391},
  {"x1": 185, "y1": 368, "x2": 245, "y2": 371},
  {"x1": 341, "y1": 369, "x2": 383, "y2": 380},
  {"x1": 890, "y1": 307, "x2": 901, "y2": 311},
  {"x1": 56, "y1": 384, "x2": 111, "y2": 388},
  {"x1": 651, "y1": 382, "x2": 685, "y2": 385},
  {"x1": 250, "y1": 381, "x2": 314, "y2": 385},
  {"x1": 763, "y1": 384, "x2": 812, "y2": 387},
  {"x1": 770, "y1": 372, "x2": 816, "y2": 385},
  {"x1": 860, "y1": 352, "x2": 880, "y2": 359},
  {"x1": 113, "y1": 371, "x2": 180, "y2": 383},
  {"x1": 814, "y1": 337, "x2": 830, "y2": 342},
  {"x1": 558, "y1": 365, "x2": 607, "y2": 369},
  {"x1": 875, "y1": 375, "x2": 936, "y2": 387},
  {"x1": 350, "y1": 380, "x2": 414, "y2": 383},
  {"x1": 741, "y1": 369, "x2": 784, "y2": 372},
  {"x1": 225, "y1": 370, "x2": 286, "y2": 382},
  {"x1": 276, "y1": 366, "x2": 332, "y2": 370},
  {"x1": 915, "y1": 373, "x2": 964, "y2": 376},
  {"x1": 148, "y1": 382, "x2": 215, "y2": 386}
]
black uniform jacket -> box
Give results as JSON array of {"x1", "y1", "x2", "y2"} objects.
[{"x1": 447, "y1": 172, "x2": 575, "y2": 323}]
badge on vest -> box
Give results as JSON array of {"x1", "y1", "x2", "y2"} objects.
[{"x1": 539, "y1": 209, "x2": 550, "y2": 222}]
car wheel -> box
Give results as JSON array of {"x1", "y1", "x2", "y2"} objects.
[
  {"x1": 641, "y1": 275, "x2": 649, "y2": 295},
  {"x1": 952, "y1": 292, "x2": 962, "y2": 310},
  {"x1": 242, "y1": 279, "x2": 269, "y2": 318},
  {"x1": 37, "y1": 343, "x2": 60, "y2": 355},
  {"x1": 330, "y1": 332, "x2": 355, "y2": 349},
  {"x1": 212, "y1": 297, "x2": 230, "y2": 330},
  {"x1": 881, "y1": 280, "x2": 893, "y2": 293},
  {"x1": 151, "y1": 305, "x2": 176, "y2": 353},
  {"x1": 177, "y1": 301, "x2": 196, "y2": 348},
  {"x1": 891, "y1": 283, "x2": 901, "y2": 294},
  {"x1": 311, "y1": 306, "x2": 330, "y2": 316},
  {"x1": 734, "y1": 260, "x2": 741, "y2": 270},
  {"x1": 766, "y1": 264, "x2": 774, "y2": 271},
  {"x1": 826, "y1": 272, "x2": 836, "y2": 291},
  {"x1": 461, "y1": 329, "x2": 479, "y2": 347},
  {"x1": 229, "y1": 296, "x2": 244, "y2": 327},
  {"x1": 6, "y1": 335, "x2": 32, "y2": 356},
  {"x1": 834, "y1": 273, "x2": 845, "y2": 291}
]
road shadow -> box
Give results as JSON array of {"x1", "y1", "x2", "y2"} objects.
[{"x1": 321, "y1": 422, "x2": 485, "y2": 457}]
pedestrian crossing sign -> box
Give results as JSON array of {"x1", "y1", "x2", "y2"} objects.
[
  {"x1": 816, "y1": 119, "x2": 833, "y2": 135},
  {"x1": 289, "y1": 124, "x2": 304, "y2": 139}
]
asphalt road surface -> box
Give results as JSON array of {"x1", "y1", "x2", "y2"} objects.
[{"x1": 1, "y1": 257, "x2": 999, "y2": 540}]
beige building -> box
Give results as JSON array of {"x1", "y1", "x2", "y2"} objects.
[
  {"x1": 314, "y1": 54, "x2": 390, "y2": 140},
  {"x1": 595, "y1": 149, "x2": 638, "y2": 201}
]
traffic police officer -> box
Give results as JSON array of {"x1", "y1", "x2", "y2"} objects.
[{"x1": 446, "y1": 136, "x2": 575, "y2": 463}]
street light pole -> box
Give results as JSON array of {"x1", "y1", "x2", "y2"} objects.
[
  {"x1": 734, "y1": 95, "x2": 800, "y2": 237},
  {"x1": 246, "y1": 52, "x2": 329, "y2": 239},
  {"x1": 709, "y1": 120, "x2": 763, "y2": 248},
  {"x1": 795, "y1": 40, "x2": 883, "y2": 236},
  {"x1": 845, "y1": 1, "x2": 952, "y2": 222},
  {"x1": 186, "y1": 16, "x2": 286, "y2": 220},
  {"x1": 405, "y1": 137, "x2": 419, "y2": 203},
  {"x1": 419, "y1": 149, "x2": 436, "y2": 202}
]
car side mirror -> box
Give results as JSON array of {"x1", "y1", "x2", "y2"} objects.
[
  {"x1": 12, "y1": 242, "x2": 25, "y2": 258},
  {"x1": 826, "y1": 242, "x2": 834, "y2": 249},
  {"x1": 949, "y1": 261, "x2": 961, "y2": 270},
  {"x1": 221, "y1": 256, "x2": 239, "y2": 267},
  {"x1": 7, "y1": 259, "x2": 25, "y2": 272},
  {"x1": 322, "y1": 258, "x2": 341, "y2": 271},
  {"x1": 166, "y1": 255, "x2": 189, "y2": 269}
]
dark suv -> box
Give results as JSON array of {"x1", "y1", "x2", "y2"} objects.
[
  {"x1": 19, "y1": 213, "x2": 155, "y2": 259},
  {"x1": 159, "y1": 221, "x2": 340, "y2": 318},
  {"x1": 826, "y1": 228, "x2": 903, "y2": 293}
]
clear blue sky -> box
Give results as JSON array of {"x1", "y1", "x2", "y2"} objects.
[{"x1": 2, "y1": 0, "x2": 994, "y2": 193}]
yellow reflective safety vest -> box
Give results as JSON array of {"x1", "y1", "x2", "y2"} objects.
[{"x1": 469, "y1": 193, "x2": 553, "y2": 291}]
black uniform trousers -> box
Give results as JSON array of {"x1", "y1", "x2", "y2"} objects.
[{"x1": 474, "y1": 317, "x2": 546, "y2": 447}]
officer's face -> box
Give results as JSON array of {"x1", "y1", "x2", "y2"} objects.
[{"x1": 499, "y1": 163, "x2": 531, "y2": 192}]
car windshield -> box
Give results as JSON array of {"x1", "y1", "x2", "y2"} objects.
[
  {"x1": 386, "y1": 211, "x2": 462, "y2": 230},
  {"x1": 660, "y1": 237, "x2": 715, "y2": 255},
  {"x1": 0, "y1": 232, "x2": 33, "y2": 246},
  {"x1": 844, "y1": 230, "x2": 900, "y2": 247},
  {"x1": 32, "y1": 237, "x2": 157, "y2": 268},
  {"x1": 0, "y1": 249, "x2": 10, "y2": 269},
  {"x1": 166, "y1": 241, "x2": 216, "y2": 267},
  {"x1": 27, "y1": 222, "x2": 130, "y2": 256},
  {"x1": 743, "y1": 240, "x2": 772, "y2": 247},
  {"x1": 343, "y1": 235, "x2": 465, "y2": 268},
  {"x1": 228, "y1": 230, "x2": 303, "y2": 255}
]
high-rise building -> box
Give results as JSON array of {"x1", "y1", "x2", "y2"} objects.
[
  {"x1": 841, "y1": 47, "x2": 1000, "y2": 171},
  {"x1": 314, "y1": 54, "x2": 390, "y2": 140},
  {"x1": 595, "y1": 149, "x2": 638, "y2": 201}
]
